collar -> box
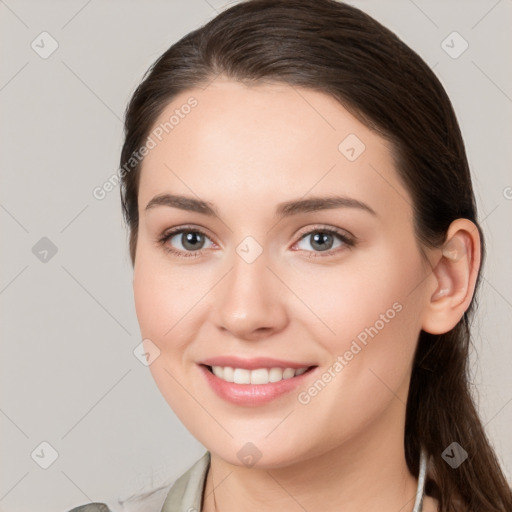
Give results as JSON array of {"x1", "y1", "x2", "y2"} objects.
[{"x1": 160, "y1": 451, "x2": 210, "y2": 512}]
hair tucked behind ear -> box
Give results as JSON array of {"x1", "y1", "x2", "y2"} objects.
[{"x1": 119, "y1": 1, "x2": 512, "y2": 509}]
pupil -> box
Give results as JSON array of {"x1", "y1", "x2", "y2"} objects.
[
  {"x1": 312, "y1": 232, "x2": 332, "y2": 251},
  {"x1": 183, "y1": 232, "x2": 203, "y2": 250}
]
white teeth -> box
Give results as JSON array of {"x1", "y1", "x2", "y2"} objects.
[
  {"x1": 233, "y1": 368, "x2": 251, "y2": 384},
  {"x1": 212, "y1": 366, "x2": 223, "y2": 378},
  {"x1": 269, "y1": 367, "x2": 283, "y2": 382},
  {"x1": 282, "y1": 368, "x2": 295, "y2": 379},
  {"x1": 250, "y1": 368, "x2": 269, "y2": 384},
  {"x1": 222, "y1": 366, "x2": 234, "y2": 382},
  {"x1": 210, "y1": 366, "x2": 309, "y2": 384}
]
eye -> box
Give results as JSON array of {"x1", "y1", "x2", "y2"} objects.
[
  {"x1": 293, "y1": 227, "x2": 355, "y2": 257},
  {"x1": 158, "y1": 227, "x2": 215, "y2": 258},
  {"x1": 157, "y1": 224, "x2": 355, "y2": 259}
]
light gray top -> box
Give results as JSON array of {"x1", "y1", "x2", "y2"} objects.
[
  {"x1": 67, "y1": 452, "x2": 211, "y2": 512},
  {"x1": 69, "y1": 448, "x2": 427, "y2": 512},
  {"x1": 160, "y1": 451, "x2": 211, "y2": 512}
]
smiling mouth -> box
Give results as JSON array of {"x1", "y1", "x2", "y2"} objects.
[{"x1": 204, "y1": 365, "x2": 316, "y2": 385}]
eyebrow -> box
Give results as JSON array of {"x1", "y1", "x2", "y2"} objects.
[{"x1": 144, "y1": 193, "x2": 377, "y2": 217}]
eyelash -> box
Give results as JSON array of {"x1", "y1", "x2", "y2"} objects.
[{"x1": 156, "y1": 224, "x2": 356, "y2": 259}]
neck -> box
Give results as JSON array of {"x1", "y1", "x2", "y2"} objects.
[{"x1": 202, "y1": 400, "x2": 420, "y2": 512}]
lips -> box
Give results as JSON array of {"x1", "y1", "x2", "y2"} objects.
[{"x1": 198, "y1": 356, "x2": 317, "y2": 406}]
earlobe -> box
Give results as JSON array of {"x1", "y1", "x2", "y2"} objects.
[{"x1": 422, "y1": 219, "x2": 481, "y2": 335}]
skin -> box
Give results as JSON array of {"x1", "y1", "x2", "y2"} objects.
[{"x1": 132, "y1": 78, "x2": 480, "y2": 512}]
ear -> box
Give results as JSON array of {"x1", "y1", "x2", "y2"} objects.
[{"x1": 421, "y1": 219, "x2": 482, "y2": 335}]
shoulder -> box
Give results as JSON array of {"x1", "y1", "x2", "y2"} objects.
[
  {"x1": 65, "y1": 482, "x2": 174, "y2": 512},
  {"x1": 66, "y1": 451, "x2": 210, "y2": 512}
]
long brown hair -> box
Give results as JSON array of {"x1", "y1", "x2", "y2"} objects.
[{"x1": 119, "y1": 1, "x2": 512, "y2": 509}]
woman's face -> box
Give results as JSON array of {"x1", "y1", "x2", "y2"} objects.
[{"x1": 133, "y1": 78, "x2": 433, "y2": 467}]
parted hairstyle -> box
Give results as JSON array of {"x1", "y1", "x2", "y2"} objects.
[{"x1": 119, "y1": 1, "x2": 512, "y2": 510}]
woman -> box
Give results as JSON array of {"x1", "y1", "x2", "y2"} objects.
[{"x1": 70, "y1": 0, "x2": 511, "y2": 510}]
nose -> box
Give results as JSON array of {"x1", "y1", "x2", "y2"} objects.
[{"x1": 211, "y1": 250, "x2": 289, "y2": 342}]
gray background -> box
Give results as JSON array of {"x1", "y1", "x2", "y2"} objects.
[{"x1": 0, "y1": 1, "x2": 511, "y2": 511}]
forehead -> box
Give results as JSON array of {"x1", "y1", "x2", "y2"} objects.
[{"x1": 138, "y1": 78, "x2": 411, "y2": 222}]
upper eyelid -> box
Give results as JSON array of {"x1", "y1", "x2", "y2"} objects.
[
  {"x1": 161, "y1": 225, "x2": 216, "y2": 244},
  {"x1": 295, "y1": 225, "x2": 354, "y2": 240}
]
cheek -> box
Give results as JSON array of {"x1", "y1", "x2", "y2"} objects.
[
  {"x1": 293, "y1": 244, "x2": 425, "y2": 402},
  {"x1": 133, "y1": 254, "x2": 189, "y2": 400},
  {"x1": 133, "y1": 261, "x2": 167, "y2": 341},
  {"x1": 291, "y1": 299, "x2": 421, "y2": 453},
  {"x1": 133, "y1": 243, "x2": 203, "y2": 345},
  {"x1": 289, "y1": 242, "x2": 425, "y2": 353},
  {"x1": 133, "y1": 255, "x2": 201, "y2": 419}
]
